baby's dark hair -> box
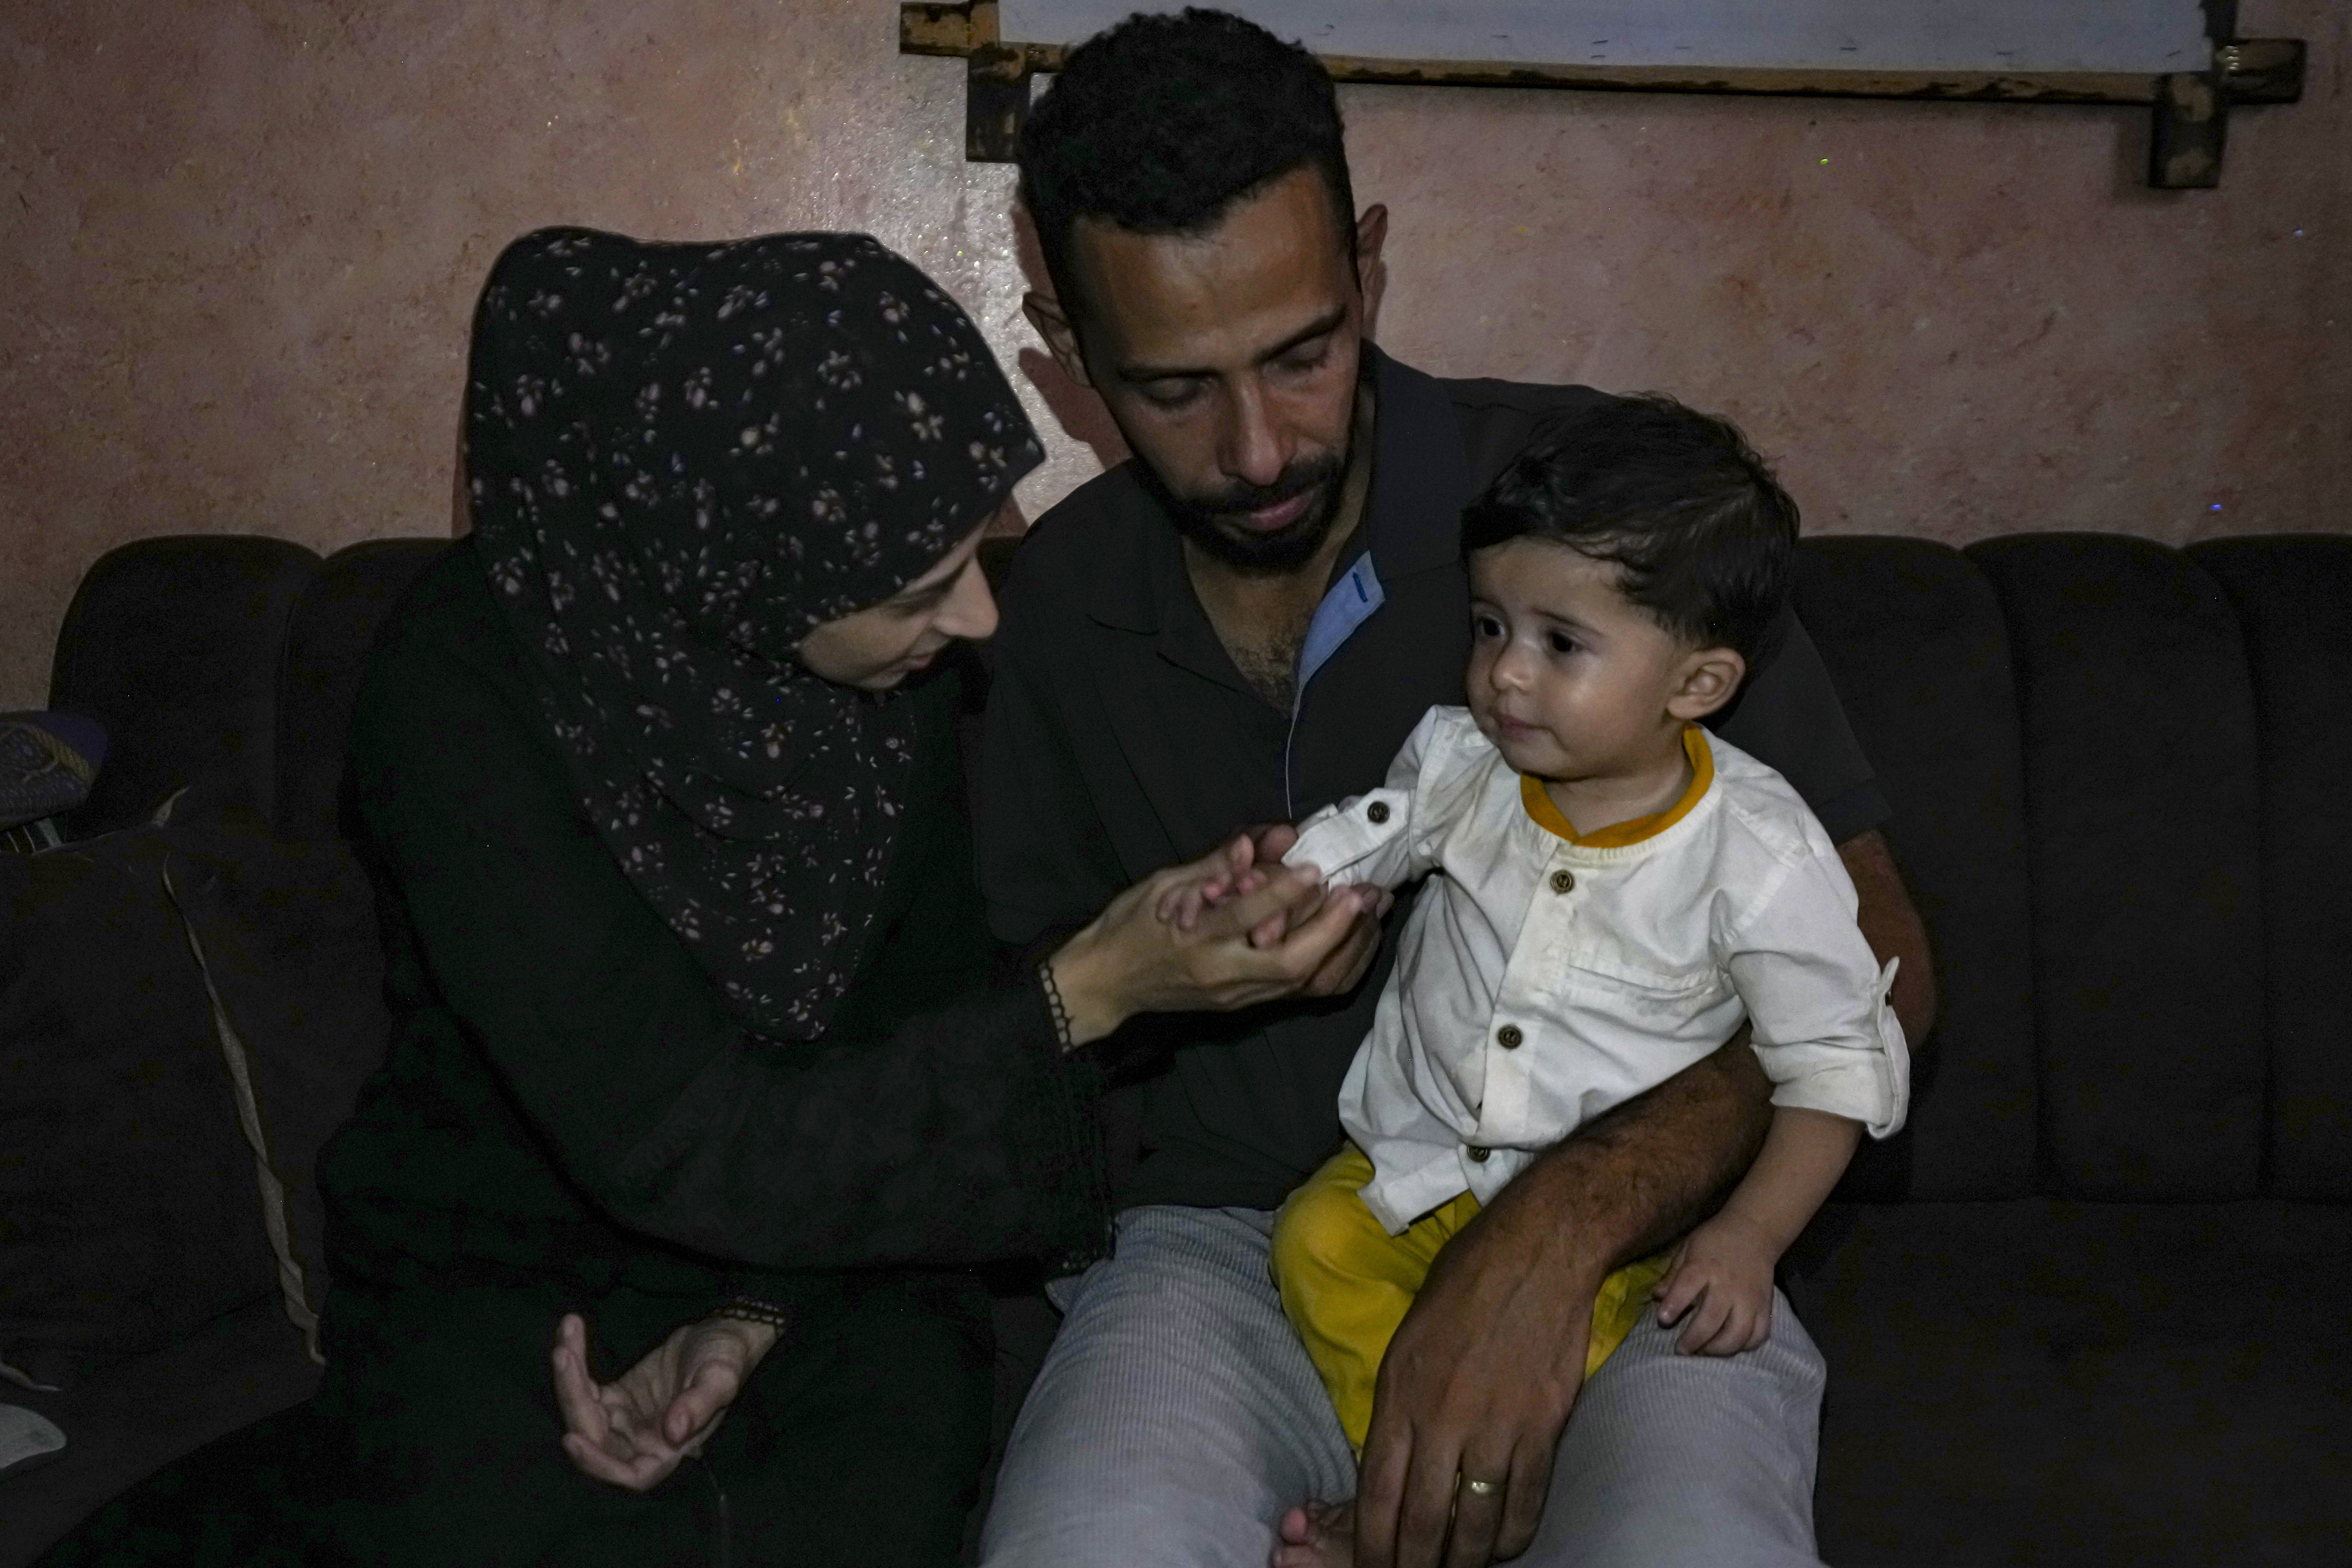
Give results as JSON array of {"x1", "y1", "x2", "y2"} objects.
[
  {"x1": 1461, "y1": 394, "x2": 1799, "y2": 665},
  {"x1": 1019, "y1": 9, "x2": 1355, "y2": 319}
]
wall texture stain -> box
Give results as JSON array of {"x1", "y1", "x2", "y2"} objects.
[{"x1": 2, "y1": 0, "x2": 2343, "y2": 706}]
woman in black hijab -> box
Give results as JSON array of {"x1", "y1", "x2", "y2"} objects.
[{"x1": 281, "y1": 228, "x2": 1385, "y2": 1564}]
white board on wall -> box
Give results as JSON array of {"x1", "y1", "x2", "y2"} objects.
[{"x1": 998, "y1": 2, "x2": 2213, "y2": 75}]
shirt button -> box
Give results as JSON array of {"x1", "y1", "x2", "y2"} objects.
[
  {"x1": 1550, "y1": 869, "x2": 1576, "y2": 894},
  {"x1": 1497, "y1": 1025, "x2": 1523, "y2": 1050},
  {"x1": 1467, "y1": 1145, "x2": 1491, "y2": 1163},
  {"x1": 1366, "y1": 801, "x2": 1391, "y2": 824}
]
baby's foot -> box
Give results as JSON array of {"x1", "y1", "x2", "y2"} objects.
[{"x1": 1272, "y1": 1497, "x2": 1357, "y2": 1568}]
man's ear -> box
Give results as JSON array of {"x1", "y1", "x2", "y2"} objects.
[
  {"x1": 1354, "y1": 203, "x2": 1389, "y2": 330},
  {"x1": 1022, "y1": 290, "x2": 1092, "y2": 390},
  {"x1": 1666, "y1": 646, "x2": 1748, "y2": 722}
]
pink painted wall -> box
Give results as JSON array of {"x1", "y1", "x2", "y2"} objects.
[{"x1": 3, "y1": 0, "x2": 2343, "y2": 708}]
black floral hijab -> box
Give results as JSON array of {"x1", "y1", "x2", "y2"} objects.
[{"x1": 464, "y1": 227, "x2": 1042, "y2": 1040}]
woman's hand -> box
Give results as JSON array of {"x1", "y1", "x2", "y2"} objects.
[
  {"x1": 552, "y1": 1309, "x2": 782, "y2": 1492},
  {"x1": 1046, "y1": 833, "x2": 1391, "y2": 1047}
]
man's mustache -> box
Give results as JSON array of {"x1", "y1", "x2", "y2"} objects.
[{"x1": 1191, "y1": 456, "x2": 1343, "y2": 522}]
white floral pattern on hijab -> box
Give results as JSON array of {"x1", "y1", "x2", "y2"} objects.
[{"x1": 465, "y1": 227, "x2": 1041, "y2": 1038}]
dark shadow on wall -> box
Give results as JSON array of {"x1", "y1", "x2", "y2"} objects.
[
  {"x1": 2109, "y1": 99, "x2": 2192, "y2": 205},
  {"x1": 1010, "y1": 201, "x2": 1133, "y2": 473},
  {"x1": 1017, "y1": 346, "x2": 1132, "y2": 473}
]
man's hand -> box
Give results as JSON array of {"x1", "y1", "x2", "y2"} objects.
[
  {"x1": 1354, "y1": 1178, "x2": 1602, "y2": 1568},
  {"x1": 1355, "y1": 1034, "x2": 1775, "y2": 1568},
  {"x1": 552, "y1": 1309, "x2": 781, "y2": 1493},
  {"x1": 1652, "y1": 1211, "x2": 1777, "y2": 1355}
]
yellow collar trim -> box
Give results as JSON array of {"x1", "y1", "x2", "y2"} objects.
[{"x1": 1522, "y1": 727, "x2": 1714, "y2": 848}]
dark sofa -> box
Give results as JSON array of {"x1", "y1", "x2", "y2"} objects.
[{"x1": 4, "y1": 528, "x2": 2347, "y2": 1565}]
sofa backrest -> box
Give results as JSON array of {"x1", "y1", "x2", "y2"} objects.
[
  {"x1": 1794, "y1": 538, "x2": 2038, "y2": 1202},
  {"x1": 2186, "y1": 537, "x2": 2352, "y2": 1201},
  {"x1": 35, "y1": 529, "x2": 2352, "y2": 1208},
  {"x1": 1800, "y1": 531, "x2": 2352, "y2": 1206},
  {"x1": 273, "y1": 542, "x2": 450, "y2": 842},
  {"x1": 1974, "y1": 535, "x2": 2267, "y2": 1201},
  {"x1": 37, "y1": 536, "x2": 450, "y2": 844},
  {"x1": 48, "y1": 537, "x2": 321, "y2": 836}
]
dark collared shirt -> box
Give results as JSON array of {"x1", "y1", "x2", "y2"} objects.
[{"x1": 978, "y1": 350, "x2": 1887, "y2": 1210}]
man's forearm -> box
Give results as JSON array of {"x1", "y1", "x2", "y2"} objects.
[
  {"x1": 1490, "y1": 828, "x2": 1924, "y2": 1283},
  {"x1": 1494, "y1": 1031, "x2": 1774, "y2": 1281},
  {"x1": 1840, "y1": 827, "x2": 1937, "y2": 1046}
]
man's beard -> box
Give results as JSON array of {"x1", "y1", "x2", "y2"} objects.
[{"x1": 1150, "y1": 447, "x2": 1351, "y2": 575}]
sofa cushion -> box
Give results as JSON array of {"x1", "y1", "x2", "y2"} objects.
[
  {"x1": 2186, "y1": 536, "x2": 2352, "y2": 1201},
  {"x1": 0, "y1": 831, "x2": 280, "y2": 1391},
  {"x1": 1796, "y1": 1198, "x2": 2352, "y2": 1565},
  {"x1": 161, "y1": 821, "x2": 393, "y2": 1349},
  {"x1": 1967, "y1": 535, "x2": 2265, "y2": 1200},
  {"x1": 0, "y1": 1294, "x2": 320, "y2": 1568},
  {"x1": 1795, "y1": 538, "x2": 2037, "y2": 1202},
  {"x1": 47, "y1": 538, "x2": 318, "y2": 838},
  {"x1": 272, "y1": 542, "x2": 450, "y2": 843}
]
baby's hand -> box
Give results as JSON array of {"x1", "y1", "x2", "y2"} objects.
[
  {"x1": 1153, "y1": 824, "x2": 1310, "y2": 938},
  {"x1": 1152, "y1": 864, "x2": 1276, "y2": 929},
  {"x1": 1651, "y1": 1211, "x2": 1778, "y2": 1356}
]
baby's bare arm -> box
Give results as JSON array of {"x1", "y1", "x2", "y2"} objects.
[
  {"x1": 1717, "y1": 1106, "x2": 1863, "y2": 1255},
  {"x1": 1653, "y1": 1107, "x2": 1861, "y2": 1354}
]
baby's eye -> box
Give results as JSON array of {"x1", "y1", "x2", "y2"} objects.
[
  {"x1": 1546, "y1": 631, "x2": 1579, "y2": 655},
  {"x1": 1472, "y1": 613, "x2": 1503, "y2": 639}
]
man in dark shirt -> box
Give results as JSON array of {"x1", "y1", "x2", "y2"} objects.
[{"x1": 975, "y1": 14, "x2": 1934, "y2": 1568}]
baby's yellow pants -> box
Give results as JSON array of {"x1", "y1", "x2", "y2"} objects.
[{"x1": 1271, "y1": 1143, "x2": 1673, "y2": 1451}]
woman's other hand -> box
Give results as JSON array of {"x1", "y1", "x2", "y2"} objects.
[
  {"x1": 1048, "y1": 833, "x2": 1391, "y2": 1047},
  {"x1": 552, "y1": 1309, "x2": 782, "y2": 1492}
]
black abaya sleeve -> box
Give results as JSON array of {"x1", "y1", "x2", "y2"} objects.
[{"x1": 342, "y1": 547, "x2": 1109, "y2": 1281}]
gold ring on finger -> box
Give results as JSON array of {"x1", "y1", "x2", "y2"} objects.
[{"x1": 1462, "y1": 1477, "x2": 1502, "y2": 1497}]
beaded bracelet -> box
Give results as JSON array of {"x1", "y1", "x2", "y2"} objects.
[
  {"x1": 1037, "y1": 958, "x2": 1076, "y2": 1053},
  {"x1": 717, "y1": 1296, "x2": 792, "y2": 1333}
]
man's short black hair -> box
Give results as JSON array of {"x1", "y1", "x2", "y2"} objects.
[
  {"x1": 1019, "y1": 8, "x2": 1356, "y2": 318},
  {"x1": 1461, "y1": 394, "x2": 1800, "y2": 666}
]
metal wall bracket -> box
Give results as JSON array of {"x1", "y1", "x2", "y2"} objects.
[
  {"x1": 2150, "y1": 38, "x2": 2306, "y2": 188},
  {"x1": 902, "y1": 3, "x2": 2304, "y2": 187},
  {"x1": 906, "y1": 3, "x2": 1030, "y2": 161}
]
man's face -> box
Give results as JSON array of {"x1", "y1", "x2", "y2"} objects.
[{"x1": 1031, "y1": 167, "x2": 1384, "y2": 574}]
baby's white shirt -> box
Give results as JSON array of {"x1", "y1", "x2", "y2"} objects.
[{"x1": 1285, "y1": 704, "x2": 1908, "y2": 1235}]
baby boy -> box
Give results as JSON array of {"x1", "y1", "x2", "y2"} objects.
[{"x1": 1169, "y1": 393, "x2": 1909, "y2": 1566}]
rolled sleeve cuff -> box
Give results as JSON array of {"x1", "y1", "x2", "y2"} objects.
[
  {"x1": 1759, "y1": 964, "x2": 1911, "y2": 1139},
  {"x1": 1285, "y1": 788, "x2": 1413, "y2": 888},
  {"x1": 1353, "y1": 1145, "x2": 1473, "y2": 1236},
  {"x1": 1768, "y1": 1068, "x2": 1906, "y2": 1140}
]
